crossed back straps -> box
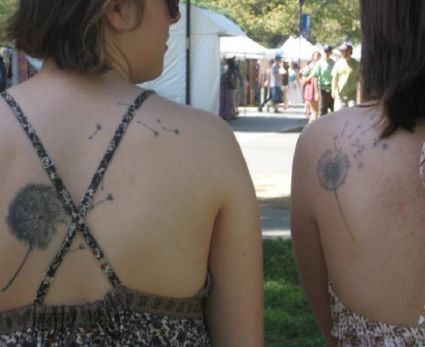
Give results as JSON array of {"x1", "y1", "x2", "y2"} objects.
[{"x1": 1, "y1": 90, "x2": 154, "y2": 304}]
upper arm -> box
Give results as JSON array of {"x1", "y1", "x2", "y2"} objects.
[
  {"x1": 205, "y1": 124, "x2": 264, "y2": 347},
  {"x1": 290, "y1": 126, "x2": 338, "y2": 347}
]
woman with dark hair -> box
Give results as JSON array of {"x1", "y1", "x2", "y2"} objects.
[
  {"x1": 291, "y1": 0, "x2": 425, "y2": 346},
  {"x1": 0, "y1": 1, "x2": 264, "y2": 345}
]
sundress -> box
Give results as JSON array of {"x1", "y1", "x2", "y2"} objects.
[
  {"x1": 0, "y1": 91, "x2": 211, "y2": 346},
  {"x1": 328, "y1": 144, "x2": 425, "y2": 346},
  {"x1": 329, "y1": 283, "x2": 425, "y2": 346}
]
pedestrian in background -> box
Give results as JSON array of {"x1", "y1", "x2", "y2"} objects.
[
  {"x1": 313, "y1": 45, "x2": 335, "y2": 116},
  {"x1": 281, "y1": 60, "x2": 290, "y2": 110},
  {"x1": 292, "y1": 0, "x2": 425, "y2": 345},
  {"x1": 0, "y1": 0, "x2": 264, "y2": 345},
  {"x1": 258, "y1": 59, "x2": 274, "y2": 112},
  {"x1": 331, "y1": 43, "x2": 360, "y2": 111},
  {"x1": 302, "y1": 51, "x2": 321, "y2": 123},
  {"x1": 270, "y1": 54, "x2": 284, "y2": 113},
  {"x1": 220, "y1": 57, "x2": 242, "y2": 120},
  {"x1": 287, "y1": 61, "x2": 302, "y2": 106}
]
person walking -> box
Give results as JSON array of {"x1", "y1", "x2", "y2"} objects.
[
  {"x1": 292, "y1": 0, "x2": 425, "y2": 345},
  {"x1": 219, "y1": 57, "x2": 242, "y2": 120},
  {"x1": 331, "y1": 43, "x2": 360, "y2": 111},
  {"x1": 0, "y1": 1, "x2": 264, "y2": 346},
  {"x1": 313, "y1": 45, "x2": 335, "y2": 115},
  {"x1": 258, "y1": 59, "x2": 274, "y2": 112},
  {"x1": 270, "y1": 54, "x2": 284, "y2": 113}
]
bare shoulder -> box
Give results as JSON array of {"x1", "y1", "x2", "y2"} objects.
[
  {"x1": 147, "y1": 94, "x2": 233, "y2": 135},
  {"x1": 296, "y1": 105, "x2": 379, "y2": 156},
  {"x1": 144, "y1": 94, "x2": 240, "y2": 156}
]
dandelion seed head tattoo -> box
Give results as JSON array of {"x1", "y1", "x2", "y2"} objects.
[
  {"x1": 318, "y1": 150, "x2": 350, "y2": 191},
  {"x1": 7, "y1": 184, "x2": 67, "y2": 249},
  {"x1": 2, "y1": 184, "x2": 68, "y2": 292},
  {"x1": 317, "y1": 119, "x2": 389, "y2": 242}
]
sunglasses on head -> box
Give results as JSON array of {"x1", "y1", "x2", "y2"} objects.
[{"x1": 166, "y1": 0, "x2": 180, "y2": 19}]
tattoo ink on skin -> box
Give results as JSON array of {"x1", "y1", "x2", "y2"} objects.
[
  {"x1": 137, "y1": 119, "x2": 180, "y2": 137},
  {"x1": 157, "y1": 119, "x2": 180, "y2": 135},
  {"x1": 88, "y1": 123, "x2": 102, "y2": 140},
  {"x1": 89, "y1": 193, "x2": 114, "y2": 210},
  {"x1": 137, "y1": 120, "x2": 159, "y2": 137},
  {"x1": 118, "y1": 102, "x2": 180, "y2": 136},
  {"x1": 348, "y1": 124, "x2": 362, "y2": 139},
  {"x1": 340, "y1": 122, "x2": 349, "y2": 138},
  {"x1": 1, "y1": 184, "x2": 68, "y2": 292},
  {"x1": 318, "y1": 120, "x2": 390, "y2": 242},
  {"x1": 317, "y1": 149, "x2": 356, "y2": 241}
]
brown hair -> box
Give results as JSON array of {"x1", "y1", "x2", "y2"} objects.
[
  {"x1": 7, "y1": 0, "x2": 144, "y2": 73},
  {"x1": 360, "y1": 0, "x2": 425, "y2": 137}
]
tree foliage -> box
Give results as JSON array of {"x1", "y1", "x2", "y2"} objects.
[
  {"x1": 0, "y1": 1, "x2": 361, "y2": 48},
  {"x1": 189, "y1": 0, "x2": 360, "y2": 47},
  {"x1": 0, "y1": 0, "x2": 16, "y2": 45}
]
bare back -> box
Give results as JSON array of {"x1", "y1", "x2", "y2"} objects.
[
  {"x1": 293, "y1": 104, "x2": 425, "y2": 328},
  {"x1": 0, "y1": 71, "x2": 227, "y2": 310}
]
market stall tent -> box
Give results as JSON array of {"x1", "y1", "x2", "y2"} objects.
[
  {"x1": 141, "y1": 4, "x2": 245, "y2": 114},
  {"x1": 280, "y1": 36, "x2": 316, "y2": 61},
  {"x1": 220, "y1": 36, "x2": 267, "y2": 59}
]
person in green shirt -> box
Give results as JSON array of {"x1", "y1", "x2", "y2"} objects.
[
  {"x1": 331, "y1": 43, "x2": 360, "y2": 111},
  {"x1": 312, "y1": 45, "x2": 335, "y2": 115}
]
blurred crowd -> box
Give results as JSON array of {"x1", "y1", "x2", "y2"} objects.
[{"x1": 219, "y1": 42, "x2": 361, "y2": 123}]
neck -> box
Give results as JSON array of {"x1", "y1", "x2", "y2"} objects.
[
  {"x1": 104, "y1": 31, "x2": 131, "y2": 82},
  {"x1": 37, "y1": 60, "x2": 130, "y2": 90}
]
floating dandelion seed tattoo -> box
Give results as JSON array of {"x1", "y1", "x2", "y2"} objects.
[
  {"x1": 2, "y1": 184, "x2": 68, "y2": 292},
  {"x1": 161, "y1": 126, "x2": 180, "y2": 135},
  {"x1": 88, "y1": 123, "x2": 102, "y2": 140},
  {"x1": 137, "y1": 120, "x2": 159, "y2": 136},
  {"x1": 89, "y1": 193, "x2": 114, "y2": 210},
  {"x1": 136, "y1": 119, "x2": 180, "y2": 137},
  {"x1": 318, "y1": 150, "x2": 355, "y2": 241}
]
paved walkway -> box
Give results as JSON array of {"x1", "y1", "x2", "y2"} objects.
[{"x1": 229, "y1": 105, "x2": 307, "y2": 238}]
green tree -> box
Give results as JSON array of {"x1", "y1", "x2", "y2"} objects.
[
  {"x1": 305, "y1": 0, "x2": 360, "y2": 45},
  {"x1": 188, "y1": 0, "x2": 360, "y2": 47},
  {"x1": 0, "y1": 0, "x2": 16, "y2": 45}
]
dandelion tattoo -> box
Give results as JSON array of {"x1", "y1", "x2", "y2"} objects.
[
  {"x1": 89, "y1": 193, "x2": 114, "y2": 210},
  {"x1": 137, "y1": 119, "x2": 180, "y2": 137},
  {"x1": 318, "y1": 150, "x2": 355, "y2": 241},
  {"x1": 2, "y1": 184, "x2": 68, "y2": 292},
  {"x1": 318, "y1": 120, "x2": 390, "y2": 241},
  {"x1": 88, "y1": 123, "x2": 102, "y2": 140}
]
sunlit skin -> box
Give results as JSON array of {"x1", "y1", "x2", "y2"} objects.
[{"x1": 104, "y1": 0, "x2": 181, "y2": 83}]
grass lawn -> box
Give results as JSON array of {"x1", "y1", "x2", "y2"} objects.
[{"x1": 264, "y1": 239, "x2": 326, "y2": 347}]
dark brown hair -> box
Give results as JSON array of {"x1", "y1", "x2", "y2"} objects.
[
  {"x1": 360, "y1": 0, "x2": 425, "y2": 137},
  {"x1": 7, "y1": 0, "x2": 144, "y2": 73}
]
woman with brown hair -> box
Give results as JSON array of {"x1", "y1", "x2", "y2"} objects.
[
  {"x1": 292, "y1": 0, "x2": 425, "y2": 345},
  {"x1": 0, "y1": 1, "x2": 264, "y2": 345}
]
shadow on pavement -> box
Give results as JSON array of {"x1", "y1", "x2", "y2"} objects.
[
  {"x1": 258, "y1": 195, "x2": 291, "y2": 235},
  {"x1": 228, "y1": 116, "x2": 307, "y2": 134},
  {"x1": 258, "y1": 195, "x2": 290, "y2": 209}
]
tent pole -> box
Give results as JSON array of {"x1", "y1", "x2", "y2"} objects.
[
  {"x1": 186, "y1": 0, "x2": 191, "y2": 105},
  {"x1": 299, "y1": 0, "x2": 303, "y2": 65}
]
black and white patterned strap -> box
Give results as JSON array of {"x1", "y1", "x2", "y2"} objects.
[{"x1": 1, "y1": 90, "x2": 155, "y2": 304}]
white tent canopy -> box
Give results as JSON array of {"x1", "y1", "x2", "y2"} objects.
[
  {"x1": 141, "y1": 4, "x2": 245, "y2": 114},
  {"x1": 352, "y1": 45, "x2": 361, "y2": 60},
  {"x1": 220, "y1": 36, "x2": 267, "y2": 59},
  {"x1": 280, "y1": 36, "x2": 316, "y2": 61}
]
